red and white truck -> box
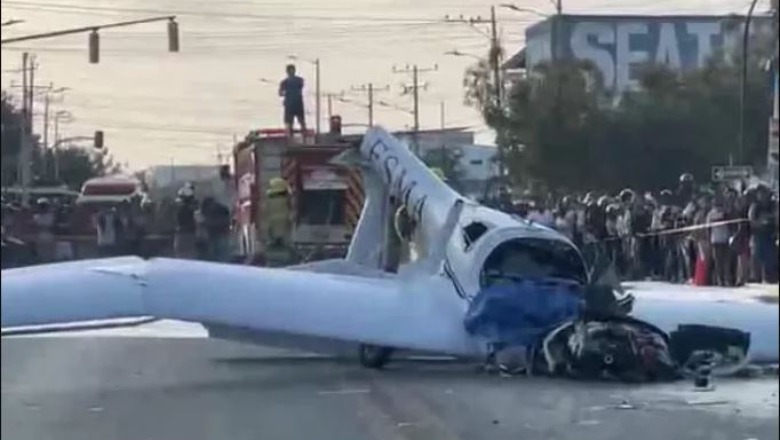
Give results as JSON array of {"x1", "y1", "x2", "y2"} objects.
[{"x1": 233, "y1": 128, "x2": 364, "y2": 262}]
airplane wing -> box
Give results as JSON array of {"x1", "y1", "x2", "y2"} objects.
[
  {"x1": 628, "y1": 284, "x2": 779, "y2": 363},
  {"x1": 1, "y1": 257, "x2": 481, "y2": 356}
]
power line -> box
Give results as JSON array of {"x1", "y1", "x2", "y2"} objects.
[
  {"x1": 392, "y1": 63, "x2": 438, "y2": 154},
  {"x1": 349, "y1": 83, "x2": 390, "y2": 126},
  {"x1": 1, "y1": 1, "x2": 453, "y2": 24}
]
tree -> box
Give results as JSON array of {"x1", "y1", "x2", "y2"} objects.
[
  {"x1": 465, "y1": 43, "x2": 775, "y2": 192},
  {"x1": 1, "y1": 89, "x2": 121, "y2": 190},
  {"x1": 38, "y1": 147, "x2": 122, "y2": 189},
  {"x1": 1, "y1": 92, "x2": 25, "y2": 186}
]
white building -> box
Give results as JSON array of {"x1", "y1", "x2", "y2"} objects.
[
  {"x1": 390, "y1": 128, "x2": 499, "y2": 197},
  {"x1": 143, "y1": 164, "x2": 232, "y2": 206}
]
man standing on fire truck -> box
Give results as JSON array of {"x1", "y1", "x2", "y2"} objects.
[{"x1": 279, "y1": 64, "x2": 307, "y2": 139}]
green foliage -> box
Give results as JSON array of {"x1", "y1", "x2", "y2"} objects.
[
  {"x1": 38, "y1": 147, "x2": 122, "y2": 189},
  {"x1": 1, "y1": 91, "x2": 121, "y2": 190},
  {"x1": 465, "y1": 48, "x2": 775, "y2": 192},
  {"x1": 1, "y1": 92, "x2": 25, "y2": 186}
]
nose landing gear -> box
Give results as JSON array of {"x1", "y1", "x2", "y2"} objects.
[{"x1": 358, "y1": 344, "x2": 394, "y2": 369}]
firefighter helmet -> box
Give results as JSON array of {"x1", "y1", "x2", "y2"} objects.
[
  {"x1": 430, "y1": 167, "x2": 446, "y2": 181},
  {"x1": 268, "y1": 177, "x2": 290, "y2": 196},
  {"x1": 679, "y1": 173, "x2": 694, "y2": 184}
]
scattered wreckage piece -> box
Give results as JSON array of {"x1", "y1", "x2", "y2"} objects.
[{"x1": 466, "y1": 278, "x2": 757, "y2": 383}]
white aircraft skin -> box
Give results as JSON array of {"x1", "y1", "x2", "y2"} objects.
[{"x1": 1, "y1": 127, "x2": 778, "y2": 366}]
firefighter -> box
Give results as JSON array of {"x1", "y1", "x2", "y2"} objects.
[
  {"x1": 430, "y1": 167, "x2": 447, "y2": 182},
  {"x1": 392, "y1": 203, "x2": 417, "y2": 266},
  {"x1": 263, "y1": 177, "x2": 294, "y2": 266},
  {"x1": 174, "y1": 183, "x2": 198, "y2": 259}
]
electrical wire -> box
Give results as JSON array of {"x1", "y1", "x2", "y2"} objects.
[{"x1": 1, "y1": 1, "x2": 463, "y2": 24}]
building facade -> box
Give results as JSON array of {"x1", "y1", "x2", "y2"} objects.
[
  {"x1": 770, "y1": 69, "x2": 779, "y2": 190},
  {"x1": 523, "y1": 14, "x2": 774, "y2": 92}
]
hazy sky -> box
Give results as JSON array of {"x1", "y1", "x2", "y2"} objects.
[{"x1": 0, "y1": 0, "x2": 768, "y2": 170}]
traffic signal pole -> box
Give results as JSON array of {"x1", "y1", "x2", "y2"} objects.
[
  {"x1": 0, "y1": 16, "x2": 177, "y2": 44},
  {"x1": 1, "y1": 16, "x2": 179, "y2": 64}
]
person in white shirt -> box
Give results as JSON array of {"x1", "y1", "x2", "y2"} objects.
[
  {"x1": 528, "y1": 202, "x2": 555, "y2": 229},
  {"x1": 707, "y1": 197, "x2": 731, "y2": 286},
  {"x1": 32, "y1": 198, "x2": 56, "y2": 263},
  {"x1": 94, "y1": 208, "x2": 118, "y2": 257}
]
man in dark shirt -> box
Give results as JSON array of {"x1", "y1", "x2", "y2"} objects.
[
  {"x1": 279, "y1": 64, "x2": 306, "y2": 138},
  {"x1": 174, "y1": 184, "x2": 198, "y2": 259}
]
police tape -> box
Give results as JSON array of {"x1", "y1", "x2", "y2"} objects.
[
  {"x1": 8, "y1": 234, "x2": 173, "y2": 243},
  {"x1": 587, "y1": 218, "x2": 750, "y2": 243},
  {"x1": 638, "y1": 218, "x2": 749, "y2": 237}
]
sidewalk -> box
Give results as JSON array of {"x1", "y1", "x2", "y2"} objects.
[
  {"x1": 746, "y1": 283, "x2": 779, "y2": 303},
  {"x1": 624, "y1": 281, "x2": 779, "y2": 304}
]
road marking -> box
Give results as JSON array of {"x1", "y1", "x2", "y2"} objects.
[
  {"x1": 4, "y1": 320, "x2": 208, "y2": 339},
  {"x1": 317, "y1": 388, "x2": 371, "y2": 395}
]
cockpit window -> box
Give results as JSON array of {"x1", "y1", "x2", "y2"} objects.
[
  {"x1": 462, "y1": 221, "x2": 488, "y2": 251},
  {"x1": 479, "y1": 238, "x2": 587, "y2": 288}
]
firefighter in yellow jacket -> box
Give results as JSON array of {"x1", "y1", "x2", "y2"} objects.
[
  {"x1": 430, "y1": 167, "x2": 447, "y2": 182},
  {"x1": 263, "y1": 177, "x2": 294, "y2": 266}
]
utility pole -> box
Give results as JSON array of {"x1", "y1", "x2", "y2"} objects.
[
  {"x1": 43, "y1": 87, "x2": 50, "y2": 180},
  {"x1": 18, "y1": 52, "x2": 36, "y2": 207},
  {"x1": 740, "y1": 0, "x2": 761, "y2": 164},
  {"x1": 488, "y1": 6, "x2": 508, "y2": 181},
  {"x1": 315, "y1": 58, "x2": 321, "y2": 138},
  {"x1": 440, "y1": 101, "x2": 445, "y2": 130},
  {"x1": 445, "y1": 9, "x2": 506, "y2": 178},
  {"x1": 322, "y1": 91, "x2": 344, "y2": 120},
  {"x1": 41, "y1": 84, "x2": 69, "y2": 181},
  {"x1": 26, "y1": 55, "x2": 37, "y2": 133},
  {"x1": 490, "y1": 6, "x2": 501, "y2": 107},
  {"x1": 52, "y1": 111, "x2": 72, "y2": 182},
  {"x1": 351, "y1": 83, "x2": 390, "y2": 127},
  {"x1": 393, "y1": 64, "x2": 437, "y2": 154},
  {"x1": 413, "y1": 66, "x2": 420, "y2": 135}
]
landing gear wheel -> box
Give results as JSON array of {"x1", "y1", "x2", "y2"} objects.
[{"x1": 358, "y1": 344, "x2": 394, "y2": 369}]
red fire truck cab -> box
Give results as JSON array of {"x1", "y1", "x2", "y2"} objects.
[{"x1": 233, "y1": 128, "x2": 364, "y2": 262}]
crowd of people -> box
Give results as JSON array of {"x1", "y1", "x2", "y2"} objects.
[
  {"x1": 1, "y1": 182, "x2": 232, "y2": 267},
  {"x1": 3, "y1": 172, "x2": 779, "y2": 287},
  {"x1": 171, "y1": 182, "x2": 232, "y2": 262},
  {"x1": 488, "y1": 174, "x2": 779, "y2": 285}
]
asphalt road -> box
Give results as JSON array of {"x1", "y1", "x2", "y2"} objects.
[{"x1": 2, "y1": 333, "x2": 778, "y2": 440}]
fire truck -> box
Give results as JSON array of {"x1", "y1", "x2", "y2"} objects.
[{"x1": 233, "y1": 128, "x2": 364, "y2": 263}]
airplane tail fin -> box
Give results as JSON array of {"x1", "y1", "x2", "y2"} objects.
[{"x1": 343, "y1": 127, "x2": 464, "y2": 271}]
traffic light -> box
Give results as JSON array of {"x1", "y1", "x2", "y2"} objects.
[
  {"x1": 167, "y1": 18, "x2": 179, "y2": 52},
  {"x1": 88, "y1": 29, "x2": 99, "y2": 64},
  {"x1": 219, "y1": 164, "x2": 230, "y2": 180},
  {"x1": 94, "y1": 130, "x2": 104, "y2": 149},
  {"x1": 329, "y1": 115, "x2": 342, "y2": 135}
]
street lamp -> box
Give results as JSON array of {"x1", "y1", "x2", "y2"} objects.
[
  {"x1": 444, "y1": 49, "x2": 482, "y2": 60},
  {"x1": 52, "y1": 110, "x2": 73, "y2": 146},
  {"x1": 502, "y1": 2, "x2": 561, "y2": 63},
  {"x1": 288, "y1": 54, "x2": 321, "y2": 137},
  {"x1": 501, "y1": 1, "x2": 561, "y2": 15},
  {"x1": 499, "y1": 4, "x2": 553, "y2": 19},
  {"x1": 0, "y1": 19, "x2": 25, "y2": 28}
]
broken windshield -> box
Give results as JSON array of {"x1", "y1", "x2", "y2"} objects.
[{"x1": 480, "y1": 237, "x2": 588, "y2": 288}]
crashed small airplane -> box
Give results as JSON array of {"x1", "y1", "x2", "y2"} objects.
[{"x1": 2, "y1": 127, "x2": 777, "y2": 379}]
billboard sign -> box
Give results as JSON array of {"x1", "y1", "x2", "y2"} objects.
[{"x1": 524, "y1": 14, "x2": 774, "y2": 91}]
